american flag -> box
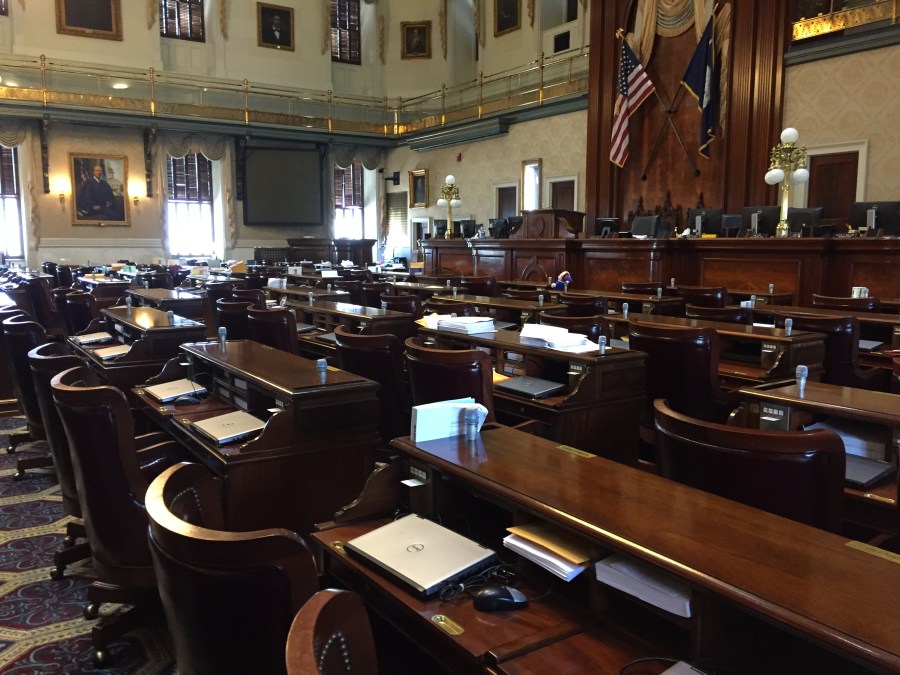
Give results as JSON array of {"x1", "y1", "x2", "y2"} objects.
[{"x1": 610, "y1": 40, "x2": 655, "y2": 168}]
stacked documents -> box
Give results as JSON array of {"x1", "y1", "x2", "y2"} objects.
[
  {"x1": 595, "y1": 553, "x2": 692, "y2": 618},
  {"x1": 436, "y1": 316, "x2": 495, "y2": 334},
  {"x1": 503, "y1": 522, "x2": 591, "y2": 581},
  {"x1": 519, "y1": 323, "x2": 590, "y2": 350}
]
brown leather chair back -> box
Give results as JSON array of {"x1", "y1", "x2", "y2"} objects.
[
  {"x1": 51, "y1": 366, "x2": 157, "y2": 585},
  {"x1": 244, "y1": 273, "x2": 268, "y2": 290},
  {"x1": 684, "y1": 304, "x2": 752, "y2": 324},
  {"x1": 893, "y1": 357, "x2": 900, "y2": 394},
  {"x1": 628, "y1": 319, "x2": 737, "y2": 426},
  {"x1": 332, "y1": 280, "x2": 362, "y2": 304},
  {"x1": 66, "y1": 291, "x2": 101, "y2": 335},
  {"x1": 811, "y1": 293, "x2": 881, "y2": 313},
  {"x1": 771, "y1": 311, "x2": 888, "y2": 391},
  {"x1": 28, "y1": 342, "x2": 84, "y2": 516},
  {"x1": 3, "y1": 314, "x2": 48, "y2": 440},
  {"x1": 558, "y1": 292, "x2": 608, "y2": 317},
  {"x1": 0, "y1": 306, "x2": 25, "y2": 400},
  {"x1": 460, "y1": 275, "x2": 496, "y2": 297},
  {"x1": 424, "y1": 298, "x2": 478, "y2": 317},
  {"x1": 231, "y1": 288, "x2": 267, "y2": 308},
  {"x1": 204, "y1": 281, "x2": 234, "y2": 306},
  {"x1": 22, "y1": 277, "x2": 66, "y2": 336},
  {"x1": 214, "y1": 298, "x2": 253, "y2": 340},
  {"x1": 335, "y1": 326, "x2": 410, "y2": 443},
  {"x1": 55, "y1": 265, "x2": 74, "y2": 288},
  {"x1": 380, "y1": 293, "x2": 423, "y2": 319},
  {"x1": 146, "y1": 462, "x2": 318, "y2": 675},
  {"x1": 51, "y1": 287, "x2": 76, "y2": 335},
  {"x1": 404, "y1": 336, "x2": 495, "y2": 421},
  {"x1": 620, "y1": 281, "x2": 660, "y2": 295},
  {"x1": 675, "y1": 285, "x2": 728, "y2": 308},
  {"x1": 654, "y1": 399, "x2": 844, "y2": 532},
  {"x1": 150, "y1": 272, "x2": 175, "y2": 290},
  {"x1": 285, "y1": 589, "x2": 377, "y2": 675},
  {"x1": 539, "y1": 311, "x2": 612, "y2": 343},
  {"x1": 361, "y1": 282, "x2": 393, "y2": 308},
  {"x1": 248, "y1": 307, "x2": 299, "y2": 354}
]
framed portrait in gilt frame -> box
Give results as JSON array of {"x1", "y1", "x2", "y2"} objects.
[
  {"x1": 409, "y1": 169, "x2": 428, "y2": 208},
  {"x1": 71, "y1": 154, "x2": 129, "y2": 226},
  {"x1": 495, "y1": 0, "x2": 521, "y2": 37},
  {"x1": 257, "y1": 2, "x2": 295, "y2": 51},
  {"x1": 401, "y1": 21, "x2": 431, "y2": 59},
  {"x1": 55, "y1": 0, "x2": 122, "y2": 41}
]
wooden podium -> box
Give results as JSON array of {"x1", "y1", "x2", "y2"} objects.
[{"x1": 516, "y1": 209, "x2": 585, "y2": 239}]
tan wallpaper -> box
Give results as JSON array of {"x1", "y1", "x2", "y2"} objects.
[{"x1": 783, "y1": 44, "x2": 900, "y2": 201}]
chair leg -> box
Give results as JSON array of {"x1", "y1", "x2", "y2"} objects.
[
  {"x1": 6, "y1": 430, "x2": 30, "y2": 454},
  {"x1": 13, "y1": 454, "x2": 54, "y2": 480},
  {"x1": 50, "y1": 541, "x2": 91, "y2": 580},
  {"x1": 65, "y1": 520, "x2": 87, "y2": 547},
  {"x1": 85, "y1": 582, "x2": 159, "y2": 667}
]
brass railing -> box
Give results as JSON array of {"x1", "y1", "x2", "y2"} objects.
[
  {"x1": 793, "y1": 0, "x2": 897, "y2": 41},
  {"x1": 0, "y1": 49, "x2": 589, "y2": 138}
]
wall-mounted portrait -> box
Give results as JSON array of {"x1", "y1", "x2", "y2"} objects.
[
  {"x1": 401, "y1": 21, "x2": 431, "y2": 59},
  {"x1": 257, "y1": 3, "x2": 294, "y2": 51},
  {"x1": 55, "y1": 0, "x2": 122, "y2": 41},
  {"x1": 495, "y1": 0, "x2": 521, "y2": 37},
  {"x1": 409, "y1": 169, "x2": 428, "y2": 208},
  {"x1": 71, "y1": 154, "x2": 129, "y2": 226}
]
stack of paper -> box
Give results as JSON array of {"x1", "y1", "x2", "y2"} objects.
[
  {"x1": 595, "y1": 553, "x2": 692, "y2": 617},
  {"x1": 519, "y1": 323, "x2": 589, "y2": 349},
  {"x1": 503, "y1": 522, "x2": 591, "y2": 581},
  {"x1": 437, "y1": 316, "x2": 495, "y2": 334},
  {"x1": 411, "y1": 397, "x2": 488, "y2": 442}
]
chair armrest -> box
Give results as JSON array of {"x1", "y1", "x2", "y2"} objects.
[
  {"x1": 850, "y1": 365, "x2": 891, "y2": 392},
  {"x1": 135, "y1": 431, "x2": 173, "y2": 450},
  {"x1": 510, "y1": 419, "x2": 544, "y2": 435},
  {"x1": 136, "y1": 440, "x2": 184, "y2": 483}
]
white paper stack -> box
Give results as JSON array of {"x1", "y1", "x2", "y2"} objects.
[
  {"x1": 503, "y1": 522, "x2": 591, "y2": 582},
  {"x1": 595, "y1": 553, "x2": 692, "y2": 617},
  {"x1": 436, "y1": 316, "x2": 495, "y2": 334},
  {"x1": 410, "y1": 397, "x2": 488, "y2": 442},
  {"x1": 519, "y1": 323, "x2": 589, "y2": 349}
]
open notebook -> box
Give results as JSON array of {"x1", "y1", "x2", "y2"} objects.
[{"x1": 192, "y1": 410, "x2": 265, "y2": 445}]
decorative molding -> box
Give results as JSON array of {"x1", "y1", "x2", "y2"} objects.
[
  {"x1": 147, "y1": 0, "x2": 157, "y2": 30},
  {"x1": 38, "y1": 116, "x2": 49, "y2": 193},
  {"x1": 378, "y1": 14, "x2": 385, "y2": 64},
  {"x1": 143, "y1": 125, "x2": 156, "y2": 198},
  {"x1": 527, "y1": 0, "x2": 535, "y2": 28},
  {"x1": 440, "y1": 0, "x2": 448, "y2": 60},
  {"x1": 322, "y1": 0, "x2": 330, "y2": 55},
  {"x1": 226, "y1": 186, "x2": 236, "y2": 248},
  {"x1": 474, "y1": 0, "x2": 484, "y2": 48},
  {"x1": 219, "y1": 0, "x2": 228, "y2": 40},
  {"x1": 28, "y1": 180, "x2": 39, "y2": 249},
  {"x1": 41, "y1": 238, "x2": 164, "y2": 248}
]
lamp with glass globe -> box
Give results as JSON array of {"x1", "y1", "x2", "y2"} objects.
[
  {"x1": 436, "y1": 175, "x2": 461, "y2": 240},
  {"x1": 764, "y1": 127, "x2": 809, "y2": 238}
]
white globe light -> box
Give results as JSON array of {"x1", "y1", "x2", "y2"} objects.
[
  {"x1": 780, "y1": 127, "x2": 799, "y2": 144},
  {"x1": 450, "y1": 199, "x2": 462, "y2": 208},
  {"x1": 445, "y1": 175, "x2": 456, "y2": 184},
  {"x1": 764, "y1": 168, "x2": 785, "y2": 185},
  {"x1": 791, "y1": 167, "x2": 810, "y2": 184},
  {"x1": 436, "y1": 198, "x2": 448, "y2": 207}
]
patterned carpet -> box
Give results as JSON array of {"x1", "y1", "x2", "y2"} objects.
[{"x1": 0, "y1": 418, "x2": 175, "y2": 673}]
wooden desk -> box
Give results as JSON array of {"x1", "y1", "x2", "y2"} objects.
[
  {"x1": 390, "y1": 281, "x2": 445, "y2": 298},
  {"x1": 580, "y1": 291, "x2": 685, "y2": 316},
  {"x1": 140, "y1": 340, "x2": 379, "y2": 535},
  {"x1": 607, "y1": 313, "x2": 826, "y2": 387},
  {"x1": 432, "y1": 293, "x2": 564, "y2": 325},
  {"x1": 267, "y1": 284, "x2": 350, "y2": 303},
  {"x1": 665, "y1": 285, "x2": 795, "y2": 306},
  {"x1": 419, "y1": 327, "x2": 645, "y2": 465},
  {"x1": 345, "y1": 426, "x2": 900, "y2": 674},
  {"x1": 293, "y1": 300, "x2": 415, "y2": 337},
  {"x1": 126, "y1": 287, "x2": 205, "y2": 318},
  {"x1": 77, "y1": 275, "x2": 131, "y2": 297}
]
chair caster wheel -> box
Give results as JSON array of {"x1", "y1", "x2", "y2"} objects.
[
  {"x1": 84, "y1": 603, "x2": 99, "y2": 620},
  {"x1": 63, "y1": 535, "x2": 76, "y2": 547},
  {"x1": 12, "y1": 471, "x2": 24, "y2": 481},
  {"x1": 93, "y1": 650, "x2": 107, "y2": 667},
  {"x1": 6, "y1": 445, "x2": 14, "y2": 454},
  {"x1": 50, "y1": 567, "x2": 64, "y2": 581}
]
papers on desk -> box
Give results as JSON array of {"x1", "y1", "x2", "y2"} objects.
[
  {"x1": 503, "y1": 523, "x2": 591, "y2": 582},
  {"x1": 519, "y1": 323, "x2": 590, "y2": 350},
  {"x1": 411, "y1": 397, "x2": 488, "y2": 442},
  {"x1": 595, "y1": 553, "x2": 692, "y2": 618},
  {"x1": 858, "y1": 339, "x2": 883, "y2": 352},
  {"x1": 436, "y1": 316, "x2": 495, "y2": 334},
  {"x1": 72, "y1": 331, "x2": 113, "y2": 345}
]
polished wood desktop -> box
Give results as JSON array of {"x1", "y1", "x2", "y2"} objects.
[
  {"x1": 138, "y1": 340, "x2": 379, "y2": 535},
  {"x1": 77, "y1": 274, "x2": 132, "y2": 297},
  {"x1": 293, "y1": 300, "x2": 416, "y2": 337},
  {"x1": 266, "y1": 283, "x2": 351, "y2": 303},
  {"x1": 663, "y1": 285, "x2": 795, "y2": 306},
  {"x1": 577, "y1": 291, "x2": 685, "y2": 316},
  {"x1": 606, "y1": 313, "x2": 826, "y2": 387},
  {"x1": 419, "y1": 326, "x2": 645, "y2": 465},
  {"x1": 749, "y1": 304, "x2": 900, "y2": 345},
  {"x1": 315, "y1": 425, "x2": 900, "y2": 674},
  {"x1": 431, "y1": 293, "x2": 564, "y2": 325},
  {"x1": 389, "y1": 281, "x2": 445, "y2": 298},
  {"x1": 125, "y1": 287, "x2": 205, "y2": 318}
]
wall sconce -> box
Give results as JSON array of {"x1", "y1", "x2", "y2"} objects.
[
  {"x1": 51, "y1": 177, "x2": 70, "y2": 211},
  {"x1": 436, "y1": 175, "x2": 462, "y2": 240},
  {"x1": 764, "y1": 127, "x2": 809, "y2": 238},
  {"x1": 128, "y1": 180, "x2": 145, "y2": 211}
]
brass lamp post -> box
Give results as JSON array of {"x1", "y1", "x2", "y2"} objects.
[
  {"x1": 764, "y1": 127, "x2": 810, "y2": 238},
  {"x1": 436, "y1": 174, "x2": 461, "y2": 240}
]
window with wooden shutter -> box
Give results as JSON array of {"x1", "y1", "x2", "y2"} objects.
[
  {"x1": 334, "y1": 161, "x2": 363, "y2": 209},
  {"x1": 160, "y1": 0, "x2": 205, "y2": 41},
  {"x1": 166, "y1": 153, "x2": 216, "y2": 256},
  {"x1": 331, "y1": 0, "x2": 361, "y2": 65},
  {"x1": 0, "y1": 2, "x2": 8, "y2": 17},
  {"x1": 0, "y1": 145, "x2": 23, "y2": 259},
  {"x1": 385, "y1": 192, "x2": 409, "y2": 260}
]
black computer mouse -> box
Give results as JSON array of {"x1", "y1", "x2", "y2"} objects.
[
  {"x1": 472, "y1": 585, "x2": 528, "y2": 612},
  {"x1": 172, "y1": 394, "x2": 203, "y2": 406}
]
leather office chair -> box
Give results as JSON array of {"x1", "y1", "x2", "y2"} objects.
[
  {"x1": 28, "y1": 341, "x2": 91, "y2": 578},
  {"x1": 202, "y1": 281, "x2": 235, "y2": 336},
  {"x1": 335, "y1": 325, "x2": 410, "y2": 445},
  {"x1": 787, "y1": 207, "x2": 824, "y2": 235},
  {"x1": 675, "y1": 285, "x2": 728, "y2": 308},
  {"x1": 146, "y1": 462, "x2": 319, "y2": 675},
  {"x1": 380, "y1": 292, "x2": 423, "y2": 318},
  {"x1": 248, "y1": 307, "x2": 300, "y2": 354},
  {"x1": 42, "y1": 261, "x2": 58, "y2": 286},
  {"x1": 21, "y1": 276, "x2": 66, "y2": 337},
  {"x1": 3, "y1": 314, "x2": 54, "y2": 477},
  {"x1": 332, "y1": 280, "x2": 362, "y2": 304},
  {"x1": 52, "y1": 365, "x2": 182, "y2": 666},
  {"x1": 65, "y1": 291, "x2": 101, "y2": 335},
  {"x1": 686, "y1": 207, "x2": 724, "y2": 236},
  {"x1": 231, "y1": 288, "x2": 268, "y2": 308},
  {"x1": 629, "y1": 320, "x2": 739, "y2": 444},
  {"x1": 361, "y1": 281, "x2": 393, "y2": 308},
  {"x1": 51, "y1": 286, "x2": 76, "y2": 336},
  {"x1": 558, "y1": 292, "x2": 607, "y2": 317},
  {"x1": 460, "y1": 276, "x2": 496, "y2": 297},
  {"x1": 893, "y1": 357, "x2": 900, "y2": 395},
  {"x1": 150, "y1": 271, "x2": 175, "y2": 290},
  {"x1": 244, "y1": 272, "x2": 268, "y2": 290},
  {"x1": 504, "y1": 288, "x2": 545, "y2": 300},
  {"x1": 347, "y1": 269, "x2": 373, "y2": 283},
  {"x1": 620, "y1": 281, "x2": 661, "y2": 295},
  {"x1": 770, "y1": 311, "x2": 889, "y2": 391},
  {"x1": 214, "y1": 298, "x2": 253, "y2": 340},
  {"x1": 653, "y1": 399, "x2": 844, "y2": 532},
  {"x1": 810, "y1": 293, "x2": 881, "y2": 313},
  {"x1": 684, "y1": 304, "x2": 752, "y2": 324},
  {"x1": 404, "y1": 336, "x2": 496, "y2": 422},
  {"x1": 424, "y1": 298, "x2": 478, "y2": 317},
  {"x1": 539, "y1": 312, "x2": 611, "y2": 344},
  {"x1": 285, "y1": 589, "x2": 377, "y2": 675}
]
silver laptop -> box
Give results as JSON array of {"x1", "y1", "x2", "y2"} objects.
[
  {"x1": 495, "y1": 375, "x2": 566, "y2": 399},
  {"x1": 73, "y1": 331, "x2": 113, "y2": 345},
  {"x1": 344, "y1": 514, "x2": 497, "y2": 599},
  {"x1": 143, "y1": 378, "x2": 208, "y2": 403},
  {"x1": 192, "y1": 410, "x2": 265, "y2": 445},
  {"x1": 94, "y1": 344, "x2": 132, "y2": 360},
  {"x1": 845, "y1": 454, "x2": 896, "y2": 489}
]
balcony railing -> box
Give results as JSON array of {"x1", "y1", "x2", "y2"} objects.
[
  {"x1": 0, "y1": 49, "x2": 589, "y2": 139},
  {"x1": 792, "y1": 0, "x2": 898, "y2": 41}
]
